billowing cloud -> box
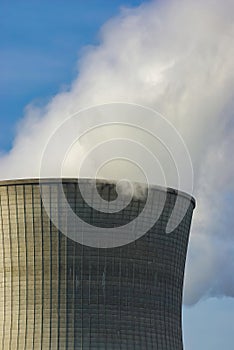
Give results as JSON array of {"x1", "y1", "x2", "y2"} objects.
[{"x1": 0, "y1": 0, "x2": 234, "y2": 304}]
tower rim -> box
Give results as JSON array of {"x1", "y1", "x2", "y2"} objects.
[{"x1": 0, "y1": 177, "x2": 196, "y2": 208}]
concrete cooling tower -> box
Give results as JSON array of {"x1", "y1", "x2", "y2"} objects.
[{"x1": 0, "y1": 178, "x2": 195, "y2": 349}]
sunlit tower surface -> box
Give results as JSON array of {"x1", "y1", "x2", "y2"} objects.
[{"x1": 0, "y1": 178, "x2": 195, "y2": 349}]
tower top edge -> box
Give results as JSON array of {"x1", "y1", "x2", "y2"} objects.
[{"x1": 0, "y1": 177, "x2": 196, "y2": 208}]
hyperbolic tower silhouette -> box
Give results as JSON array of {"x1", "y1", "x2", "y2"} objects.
[{"x1": 0, "y1": 178, "x2": 195, "y2": 349}]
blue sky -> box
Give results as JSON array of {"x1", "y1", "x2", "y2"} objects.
[
  {"x1": 1, "y1": 1, "x2": 234, "y2": 349},
  {"x1": 0, "y1": 0, "x2": 147, "y2": 151},
  {"x1": 183, "y1": 298, "x2": 234, "y2": 349}
]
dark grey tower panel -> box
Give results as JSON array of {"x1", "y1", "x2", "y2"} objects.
[{"x1": 0, "y1": 179, "x2": 195, "y2": 349}]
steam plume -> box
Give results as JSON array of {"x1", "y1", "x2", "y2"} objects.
[{"x1": 0, "y1": 0, "x2": 234, "y2": 304}]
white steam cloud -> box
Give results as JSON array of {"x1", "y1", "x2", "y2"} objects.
[{"x1": 0, "y1": 0, "x2": 234, "y2": 304}]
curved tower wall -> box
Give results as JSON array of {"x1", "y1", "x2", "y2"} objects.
[{"x1": 0, "y1": 179, "x2": 195, "y2": 349}]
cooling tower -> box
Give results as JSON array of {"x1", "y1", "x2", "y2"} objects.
[{"x1": 0, "y1": 178, "x2": 195, "y2": 349}]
